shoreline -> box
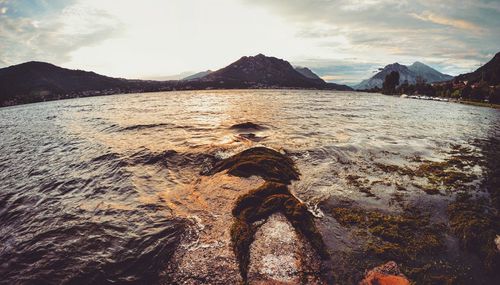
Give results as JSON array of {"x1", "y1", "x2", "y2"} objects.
[
  {"x1": 456, "y1": 100, "x2": 500, "y2": 109},
  {"x1": 0, "y1": 88, "x2": 352, "y2": 109},
  {"x1": 370, "y1": 91, "x2": 500, "y2": 110}
]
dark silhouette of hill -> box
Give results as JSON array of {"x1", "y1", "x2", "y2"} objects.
[
  {"x1": 200, "y1": 54, "x2": 351, "y2": 90},
  {"x1": 0, "y1": 55, "x2": 352, "y2": 107},
  {"x1": 182, "y1": 70, "x2": 213, "y2": 81},
  {"x1": 456, "y1": 52, "x2": 500, "y2": 85},
  {"x1": 202, "y1": 54, "x2": 315, "y2": 86},
  {"x1": 0, "y1": 62, "x2": 145, "y2": 105},
  {"x1": 295, "y1": 67, "x2": 323, "y2": 81}
]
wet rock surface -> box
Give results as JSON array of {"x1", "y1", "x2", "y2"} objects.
[
  {"x1": 160, "y1": 172, "x2": 259, "y2": 284},
  {"x1": 162, "y1": 147, "x2": 328, "y2": 284},
  {"x1": 207, "y1": 147, "x2": 300, "y2": 183},
  {"x1": 235, "y1": 133, "x2": 267, "y2": 142},
  {"x1": 248, "y1": 213, "x2": 323, "y2": 284},
  {"x1": 229, "y1": 122, "x2": 268, "y2": 131}
]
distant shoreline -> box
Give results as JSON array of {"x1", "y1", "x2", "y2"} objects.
[
  {"x1": 366, "y1": 91, "x2": 500, "y2": 110},
  {"x1": 0, "y1": 88, "x2": 351, "y2": 109},
  {"x1": 3, "y1": 89, "x2": 500, "y2": 110},
  {"x1": 456, "y1": 99, "x2": 500, "y2": 110}
]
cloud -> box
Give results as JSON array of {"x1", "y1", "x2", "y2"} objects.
[
  {"x1": 0, "y1": 1, "x2": 120, "y2": 66},
  {"x1": 242, "y1": 0, "x2": 499, "y2": 82},
  {"x1": 410, "y1": 11, "x2": 483, "y2": 32},
  {"x1": 0, "y1": 0, "x2": 498, "y2": 84}
]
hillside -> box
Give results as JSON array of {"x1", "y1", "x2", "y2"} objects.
[
  {"x1": 182, "y1": 70, "x2": 213, "y2": 81},
  {"x1": 295, "y1": 67, "x2": 324, "y2": 81},
  {"x1": 355, "y1": 62, "x2": 453, "y2": 90},
  {"x1": 0, "y1": 62, "x2": 141, "y2": 105},
  {"x1": 200, "y1": 54, "x2": 350, "y2": 89},
  {"x1": 0, "y1": 55, "x2": 353, "y2": 107},
  {"x1": 456, "y1": 52, "x2": 500, "y2": 85}
]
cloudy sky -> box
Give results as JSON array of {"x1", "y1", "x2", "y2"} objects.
[{"x1": 0, "y1": 0, "x2": 499, "y2": 85}]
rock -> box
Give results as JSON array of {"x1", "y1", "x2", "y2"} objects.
[
  {"x1": 496, "y1": 235, "x2": 500, "y2": 252},
  {"x1": 229, "y1": 122, "x2": 267, "y2": 131},
  {"x1": 159, "y1": 172, "x2": 265, "y2": 284},
  {"x1": 359, "y1": 261, "x2": 410, "y2": 285},
  {"x1": 162, "y1": 147, "x2": 329, "y2": 284},
  {"x1": 235, "y1": 133, "x2": 266, "y2": 142},
  {"x1": 248, "y1": 213, "x2": 324, "y2": 284},
  {"x1": 207, "y1": 147, "x2": 300, "y2": 184}
]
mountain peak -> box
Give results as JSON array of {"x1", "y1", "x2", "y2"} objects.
[
  {"x1": 387, "y1": 62, "x2": 404, "y2": 67},
  {"x1": 355, "y1": 61, "x2": 453, "y2": 90},
  {"x1": 295, "y1": 67, "x2": 323, "y2": 81},
  {"x1": 11, "y1": 61, "x2": 58, "y2": 70},
  {"x1": 410, "y1": 61, "x2": 426, "y2": 67},
  {"x1": 201, "y1": 54, "x2": 350, "y2": 90}
]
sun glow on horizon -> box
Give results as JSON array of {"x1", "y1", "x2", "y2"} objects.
[{"x1": 0, "y1": 0, "x2": 498, "y2": 84}]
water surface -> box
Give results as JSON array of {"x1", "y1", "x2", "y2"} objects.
[{"x1": 1, "y1": 90, "x2": 499, "y2": 284}]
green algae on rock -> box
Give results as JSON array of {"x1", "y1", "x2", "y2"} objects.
[
  {"x1": 330, "y1": 206, "x2": 444, "y2": 261},
  {"x1": 448, "y1": 193, "x2": 500, "y2": 274},
  {"x1": 445, "y1": 139, "x2": 500, "y2": 278},
  {"x1": 329, "y1": 204, "x2": 454, "y2": 283},
  {"x1": 231, "y1": 181, "x2": 329, "y2": 283},
  {"x1": 209, "y1": 147, "x2": 329, "y2": 283},
  {"x1": 207, "y1": 147, "x2": 300, "y2": 184}
]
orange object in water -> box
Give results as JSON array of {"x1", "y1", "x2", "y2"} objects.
[{"x1": 359, "y1": 261, "x2": 411, "y2": 285}]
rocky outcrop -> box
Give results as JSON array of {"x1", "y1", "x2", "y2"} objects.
[
  {"x1": 206, "y1": 147, "x2": 300, "y2": 183},
  {"x1": 248, "y1": 213, "x2": 323, "y2": 284},
  {"x1": 162, "y1": 147, "x2": 329, "y2": 284},
  {"x1": 229, "y1": 122, "x2": 268, "y2": 131}
]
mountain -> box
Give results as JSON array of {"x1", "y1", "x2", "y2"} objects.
[
  {"x1": 355, "y1": 62, "x2": 453, "y2": 90},
  {"x1": 182, "y1": 70, "x2": 213, "y2": 81},
  {"x1": 294, "y1": 67, "x2": 323, "y2": 81},
  {"x1": 456, "y1": 52, "x2": 500, "y2": 85},
  {"x1": 0, "y1": 61, "x2": 139, "y2": 105},
  {"x1": 200, "y1": 54, "x2": 351, "y2": 90},
  {"x1": 407, "y1": 62, "x2": 453, "y2": 83},
  {"x1": 0, "y1": 54, "x2": 353, "y2": 107}
]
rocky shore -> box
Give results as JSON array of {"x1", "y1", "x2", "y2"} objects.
[{"x1": 160, "y1": 147, "x2": 331, "y2": 284}]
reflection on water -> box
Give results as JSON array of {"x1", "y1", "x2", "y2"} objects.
[{"x1": 0, "y1": 90, "x2": 499, "y2": 283}]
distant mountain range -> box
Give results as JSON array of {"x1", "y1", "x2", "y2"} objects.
[
  {"x1": 355, "y1": 61, "x2": 453, "y2": 90},
  {"x1": 198, "y1": 54, "x2": 344, "y2": 89},
  {"x1": 456, "y1": 52, "x2": 500, "y2": 85},
  {"x1": 0, "y1": 54, "x2": 352, "y2": 107},
  {"x1": 182, "y1": 70, "x2": 213, "y2": 81},
  {"x1": 295, "y1": 67, "x2": 323, "y2": 81}
]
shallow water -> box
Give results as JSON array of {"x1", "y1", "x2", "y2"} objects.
[{"x1": 1, "y1": 90, "x2": 499, "y2": 284}]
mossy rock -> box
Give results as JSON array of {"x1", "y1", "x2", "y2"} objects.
[
  {"x1": 207, "y1": 147, "x2": 300, "y2": 184},
  {"x1": 448, "y1": 193, "x2": 500, "y2": 275},
  {"x1": 231, "y1": 181, "x2": 329, "y2": 283},
  {"x1": 330, "y1": 205, "x2": 447, "y2": 282},
  {"x1": 229, "y1": 122, "x2": 267, "y2": 131}
]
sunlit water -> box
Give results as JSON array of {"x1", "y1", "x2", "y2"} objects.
[{"x1": 1, "y1": 90, "x2": 499, "y2": 284}]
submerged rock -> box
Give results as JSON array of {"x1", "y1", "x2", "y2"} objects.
[
  {"x1": 229, "y1": 122, "x2": 267, "y2": 131},
  {"x1": 359, "y1": 261, "x2": 410, "y2": 285},
  {"x1": 160, "y1": 172, "x2": 262, "y2": 284},
  {"x1": 235, "y1": 133, "x2": 267, "y2": 142},
  {"x1": 162, "y1": 147, "x2": 328, "y2": 284},
  {"x1": 207, "y1": 147, "x2": 300, "y2": 184}
]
